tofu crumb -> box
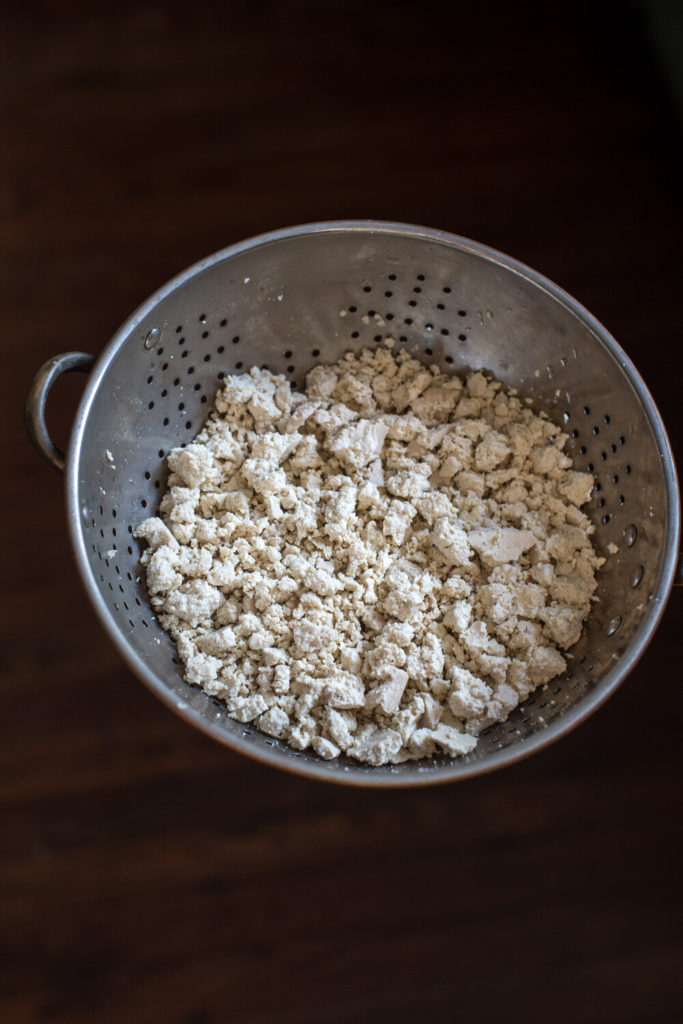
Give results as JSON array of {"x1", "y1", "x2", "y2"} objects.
[{"x1": 136, "y1": 343, "x2": 604, "y2": 766}]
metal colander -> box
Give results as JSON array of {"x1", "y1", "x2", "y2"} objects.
[{"x1": 26, "y1": 221, "x2": 680, "y2": 786}]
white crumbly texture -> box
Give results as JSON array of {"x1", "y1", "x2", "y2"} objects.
[{"x1": 136, "y1": 343, "x2": 604, "y2": 766}]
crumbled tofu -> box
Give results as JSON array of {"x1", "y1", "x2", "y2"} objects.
[
  {"x1": 258, "y1": 707, "x2": 290, "y2": 739},
  {"x1": 134, "y1": 517, "x2": 178, "y2": 551},
  {"x1": 469, "y1": 528, "x2": 536, "y2": 565},
  {"x1": 348, "y1": 726, "x2": 403, "y2": 766},
  {"x1": 365, "y1": 668, "x2": 409, "y2": 714},
  {"x1": 431, "y1": 517, "x2": 472, "y2": 566},
  {"x1": 137, "y1": 343, "x2": 603, "y2": 766},
  {"x1": 558, "y1": 471, "x2": 594, "y2": 506},
  {"x1": 167, "y1": 444, "x2": 214, "y2": 487},
  {"x1": 328, "y1": 420, "x2": 389, "y2": 471}
]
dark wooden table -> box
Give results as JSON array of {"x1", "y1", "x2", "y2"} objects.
[{"x1": 3, "y1": 2, "x2": 682, "y2": 1021}]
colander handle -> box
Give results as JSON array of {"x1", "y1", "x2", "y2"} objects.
[{"x1": 25, "y1": 352, "x2": 95, "y2": 472}]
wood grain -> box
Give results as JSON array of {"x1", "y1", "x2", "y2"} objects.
[{"x1": 2, "y1": 2, "x2": 682, "y2": 1021}]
